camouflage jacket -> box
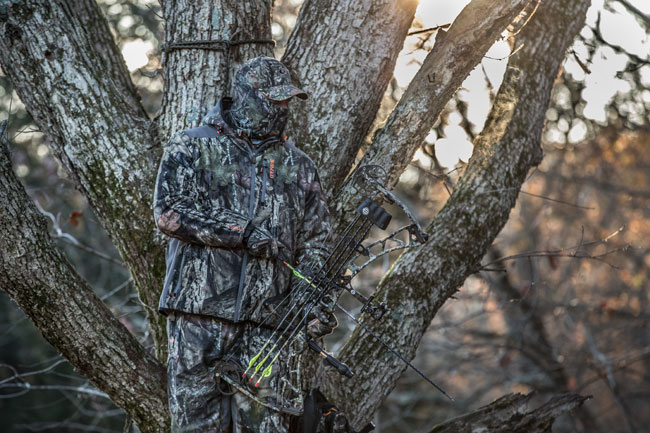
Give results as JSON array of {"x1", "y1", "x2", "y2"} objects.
[{"x1": 153, "y1": 98, "x2": 331, "y2": 323}]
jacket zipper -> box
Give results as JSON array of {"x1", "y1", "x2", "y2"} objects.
[
  {"x1": 234, "y1": 143, "x2": 258, "y2": 322},
  {"x1": 261, "y1": 158, "x2": 269, "y2": 205}
]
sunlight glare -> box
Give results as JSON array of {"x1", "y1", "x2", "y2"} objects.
[
  {"x1": 435, "y1": 125, "x2": 473, "y2": 168},
  {"x1": 121, "y1": 39, "x2": 153, "y2": 72}
]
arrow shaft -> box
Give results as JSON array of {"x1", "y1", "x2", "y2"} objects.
[{"x1": 247, "y1": 218, "x2": 372, "y2": 379}]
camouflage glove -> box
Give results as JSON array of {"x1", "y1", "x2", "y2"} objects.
[
  {"x1": 244, "y1": 223, "x2": 281, "y2": 260},
  {"x1": 307, "y1": 296, "x2": 338, "y2": 339},
  {"x1": 242, "y1": 209, "x2": 290, "y2": 260}
]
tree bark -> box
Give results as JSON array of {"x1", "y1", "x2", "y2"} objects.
[
  {"x1": 331, "y1": 0, "x2": 534, "y2": 228},
  {"x1": 0, "y1": 0, "x2": 277, "y2": 361},
  {"x1": 0, "y1": 124, "x2": 169, "y2": 433},
  {"x1": 326, "y1": 0, "x2": 591, "y2": 427},
  {"x1": 0, "y1": 0, "x2": 168, "y2": 357},
  {"x1": 0, "y1": 0, "x2": 598, "y2": 430},
  {"x1": 158, "y1": 0, "x2": 274, "y2": 140},
  {"x1": 281, "y1": 0, "x2": 418, "y2": 196},
  {"x1": 428, "y1": 393, "x2": 589, "y2": 433}
]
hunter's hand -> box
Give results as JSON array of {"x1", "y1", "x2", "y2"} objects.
[
  {"x1": 307, "y1": 300, "x2": 338, "y2": 339},
  {"x1": 245, "y1": 225, "x2": 290, "y2": 260}
]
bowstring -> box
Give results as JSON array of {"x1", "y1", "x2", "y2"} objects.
[
  {"x1": 244, "y1": 217, "x2": 372, "y2": 382},
  {"x1": 220, "y1": 211, "x2": 361, "y2": 373},
  {"x1": 221, "y1": 167, "x2": 386, "y2": 394}
]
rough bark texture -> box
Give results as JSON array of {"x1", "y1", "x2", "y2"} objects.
[
  {"x1": 326, "y1": 0, "x2": 591, "y2": 427},
  {"x1": 281, "y1": 0, "x2": 418, "y2": 196},
  {"x1": 332, "y1": 0, "x2": 533, "y2": 227},
  {"x1": 0, "y1": 0, "x2": 276, "y2": 361},
  {"x1": 158, "y1": 0, "x2": 274, "y2": 139},
  {"x1": 428, "y1": 393, "x2": 589, "y2": 433},
  {"x1": 0, "y1": 130, "x2": 169, "y2": 433},
  {"x1": 0, "y1": 0, "x2": 168, "y2": 357}
]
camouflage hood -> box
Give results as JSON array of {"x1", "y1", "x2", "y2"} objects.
[
  {"x1": 202, "y1": 98, "x2": 283, "y2": 153},
  {"x1": 229, "y1": 84, "x2": 288, "y2": 139},
  {"x1": 213, "y1": 56, "x2": 307, "y2": 140},
  {"x1": 202, "y1": 97, "x2": 237, "y2": 134}
]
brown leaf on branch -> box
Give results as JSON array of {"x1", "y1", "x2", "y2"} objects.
[{"x1": 68, "y1": 211, "x2": 83, "y2": 227}]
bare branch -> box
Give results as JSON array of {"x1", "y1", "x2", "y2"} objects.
[
  {"x1": 53, "y1": 235, "x2": 124, "y2": 267},
  {"x1": 31, "y1": 201, "x2": 125, "y2": 267},
  {"x1": 484, "y1": 226, "x2": 626, "y2": 268},
  {"x1": 612, "y1": 0, "x2": 650, "y2": 27},
  {"x1": 407, "y1": 24, "x2": 451, "y2": 36},
  {"x1": 0, "y1": 382, "x2": 109, "y2": 399},
  {"x1": 0, "y1": 359, "x2": 67, "y2": 386}
]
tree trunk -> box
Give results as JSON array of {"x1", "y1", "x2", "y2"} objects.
[
  {"x1": 158, "y1": 0, "x2": 274, "y2": 139},
  {"x1": 0, "y1": 125, "x2": 170, "y2": 433},
  {"x1": 326, "y1": 0, "x2": 591, "y2": 427},
  {"x1": 281, "y1": 0, "x2": 418, "y2": 196}
]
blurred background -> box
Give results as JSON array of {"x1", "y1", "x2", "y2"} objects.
[{"x1": 1, "y1": 0, "x2": 648, "y2": 432}]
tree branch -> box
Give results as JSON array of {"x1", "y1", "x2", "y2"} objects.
[
  {"x1": 281, "y1": 0, "x2": 419, "y2": 195},
  {"x1": 333, "y1": 0, "x2": 534, "y2": 228},
  {"x1": 0, "y1": 128, "x2": 169, "y2": 433},
  {"x1": 0, "y1": 0, "x2": 170, "y2": 356},
  {"x1": 363, "y1": 0, "x2": 533, "y2": 186},
  {"x1": 483, "y1": 247, "x2": 600, "y2": 432},
  {"x1": 612, "y1": 0, "x2": 650, "y2": 28},
  {"x1": 327, "y1": 0, "x2": 591, "y2": 427},
  {"x1": 427, "y1": 393, "x2": 589, "y2": 433}
]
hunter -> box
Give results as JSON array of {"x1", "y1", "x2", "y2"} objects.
[{"x1": 154, "y1": 56, "x2": 337, "y2": 432}]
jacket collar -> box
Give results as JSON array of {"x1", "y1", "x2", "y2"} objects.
[{"x1": 203, "y1": 98, "x2": 285, "y2": 155}]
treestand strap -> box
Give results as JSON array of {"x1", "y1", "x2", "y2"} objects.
[
  {"x1": 160, "y1": 36, "x2": 276, "y2": 94},
  {"x1": 160, "y1": 38, "x2": 275, "y2": 52}
]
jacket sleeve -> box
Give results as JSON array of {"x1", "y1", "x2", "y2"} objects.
[
  {"x1": 295, "y1": 167, "x2": 331, "y2": 271},
  {"x1": 153, "y1": 131, "x2": 249, "y2": 247}
]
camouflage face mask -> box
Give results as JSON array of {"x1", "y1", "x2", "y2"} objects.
[
  {"x1": 228, "y1": 84, "x2": 289, "y2": 140},
  {"x1": 227, "y1": 57, "x2": 307, "y2": 140}
]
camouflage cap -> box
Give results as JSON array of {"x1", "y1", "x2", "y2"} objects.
[{"x1": 234, "y1": 57, "x2": 308, "y2": 101}]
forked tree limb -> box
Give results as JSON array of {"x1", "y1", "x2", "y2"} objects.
[
  {"x1": 327, "y1": 0, "x2": 591, "y2": 427},
  {"x1": 0, "y1": 122, "x2": 169, "y2": 433},
  {"x1": 428, "y1": 393, "x2": 589, "y2": 433}
]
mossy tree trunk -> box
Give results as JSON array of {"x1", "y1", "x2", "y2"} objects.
[{"x1": 326, "y1": 0, "x2": 590, "y2": 427}]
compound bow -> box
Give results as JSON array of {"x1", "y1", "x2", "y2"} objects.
[{"x1": 217, "y1": 165, "x2": 452, "y2": 418}]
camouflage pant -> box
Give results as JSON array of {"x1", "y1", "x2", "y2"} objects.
[{"x1": 166, "y1": 313, "x2": 292, "y2": 433}]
